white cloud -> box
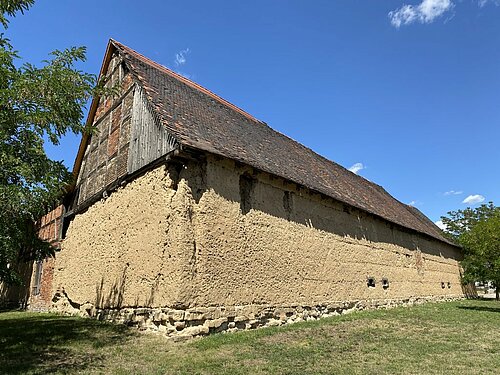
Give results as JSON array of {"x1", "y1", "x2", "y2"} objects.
[
  {"x1": 389, "y1": 0, "x2": 454, "y2": 27},
  {"x1": 175, "y1": 48, "x2": 190, "y2": 67},
  {"x1": 434, "y1": 220, "x2": 447, "y2": 230},
  {"x1": 478, "y1": 0, "x2": 500, "y2": 7},
  {"x1": 462, "y1": 194, "x2": 485, "y2": 205},
  {"x1": 348, "y1": 162, "x2": 365, "y2": 174},
  {"x1": 444, "y1": 190, "x2": 463, "y2": 196},
  {"x1": 408, "y1": 200, "x2": 422, "y2": 206},
  {"x1": 175, "y1": 71, "x2": 192, "y2": 79}
]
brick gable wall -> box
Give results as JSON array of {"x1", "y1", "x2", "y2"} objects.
[{"x1": 28, "y1": 205, "x2": 64, "y2": 310}]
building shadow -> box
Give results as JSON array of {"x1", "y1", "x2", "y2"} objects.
[
  {"x1": 0, "y1": 312, "x2": 136, "y2": 374},
  {"x1": 457, "y1": 304, "x2": 500, "y2": 314},
  {"x1": 95, "y1": 266, "x2": 128, "y2": 309},
  {"x1": 181, "y1": 157, "x2": 461, "y2": 261},
  {"x1": 0, "y1": 261, "x2": 33, "y2": 309}
]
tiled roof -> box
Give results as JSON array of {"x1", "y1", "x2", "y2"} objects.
[{"x1": 111, "y1": 40, "x2": 456, "y2": 247}]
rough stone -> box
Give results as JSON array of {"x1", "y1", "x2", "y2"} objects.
[
  {"x1": 43, "y1": 295, "x2": 463, "y2": 339},
  {"x1": 167, "y1": 310, "x2": 185, "y2": 321},
  {"x1": 174, "y1": 321, "x2": 185, "y2": 330},
  {"x1": 182, "y1": 325, "x2": 209, "y2": 336},
  {"x1": 80, "y1": 303, "x2": 95, "y2": 316},
  {"x1": 170, "y1": 335, "x2": 192, "y2": 343},
  {"x1": 204, "y1": 317, "x2": 227, "y2": 329},
  {"x1": 234, "y1": 315, "x2": 248, "y2": 323},
  {"x1": 185, "y1": 309, "x2": 210, "y2": 321},
  {"x1": 158, "y1": 324, "x2": 167, "y2": 333},
  {"x1": 267, "y1": 319, "x2": 282, "y2": 327}
]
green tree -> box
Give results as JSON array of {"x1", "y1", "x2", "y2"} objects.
[
  {"x1": 461, "y1": 213, "x2": 500, "y2": 300},
  {"x1": 0, "y1": 0, "x2": 33, "y2": 28},
  {"x1": 440, "y1": 202, "x2": 497, "y2": 240},
  {"x1": 441, "y1": 203, "x2": 500, "y2": 300},
  {"x1": 0, "y1": 1, "x2": 101, "y2": 284}
]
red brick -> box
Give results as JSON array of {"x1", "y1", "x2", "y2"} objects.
[
  {"x1": 107, "y1": 128, "x2": 120, "y2": 157},
  {"x1": 122, "y1": 73, "x2": 133, "y2": 91},
  {"x1": 111, "y1": 105, "x2": 121, "y2": 131},
  {"x1": 29, "y1": 257, "x2": 56, "y2": 311}
]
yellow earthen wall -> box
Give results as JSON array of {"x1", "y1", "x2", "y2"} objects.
[
  {"x1": 53, "y1": 155, "x2": 463, "y2": 309},
  {"x1": 187, "y1": 156, "x2": 463, "y2": 307},
  {"x1": 55, "y1": 166, "x2": 194, "y2": 308}
]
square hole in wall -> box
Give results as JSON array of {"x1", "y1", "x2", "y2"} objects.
[
  {"x1": 367, "y1": 277, "x2": 376, "y2": 288},
  {"x1": 382, "y1": 278, "x2": 389, "y2": 290}
]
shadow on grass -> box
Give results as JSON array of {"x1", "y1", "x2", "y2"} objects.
[
  {"x1": 458, "y1": 304, "x2": 500, "y2": 314},
  {"x1": 0, "y1": 312, "x2": 136, "y2": 374},
  {"x1": 0, "y1": 306, "x2": 21, "y2": 313}
]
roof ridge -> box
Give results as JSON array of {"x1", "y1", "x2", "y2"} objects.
[
  {"x1": 110, "y1": 39, "x2": 263, "y2": 125},
  {"x1": 106, "y1": 39, "x2": 457, "y2": 248},
  {"x1": 110, "y1": 40, "x2": 379, "y2": 190}
]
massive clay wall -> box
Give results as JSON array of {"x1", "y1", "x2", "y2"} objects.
[
  {"x1": 186, "y1": 156, "x2": 463, "y2": 307},
  {"x1": 54, "y1": 166, "x2": 194, "y2": 309},
  {"x1": 53, "y1": 154, "x2": 463, "y2": 314}
]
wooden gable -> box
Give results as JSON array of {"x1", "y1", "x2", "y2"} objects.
[{"x1": 68, "y1": 42, "x2": 178, "y2": 213}]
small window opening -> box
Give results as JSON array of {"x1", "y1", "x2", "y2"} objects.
[
  {"x1": 239, "y1": 174, "x2": 255, "y2": 215},
  {"x1": 283, "y1": 191, "x2": 292, "y2": 213},
  {"x1": 441, "y1": 282, "x2": 446, "y2": 289},
  {"x1": 62, "y1": 215, "x2": 70, "y2": 239},
  {"x1": 382, "y1": 278, "x2": 389, "y2": 289},
  {"x1": 167, "y1": 163, "x2": 183, "y2": 191},
  {"x1": 32, "y1": 260, "x2": 43, "y2": 296},
  {"x1": 367, "y1": 277, "x2": 376, "y2": 288},
  {"x1": 121, "y1": 61, "x2": 129, "y2": 76},
  {"x1": 447, "y1": 282, "x2": 451, "y2": 289}
]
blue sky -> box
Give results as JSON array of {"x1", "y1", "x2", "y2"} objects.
[{"x1": 6, "y1": 0, "x2": 500, "y2": 224}]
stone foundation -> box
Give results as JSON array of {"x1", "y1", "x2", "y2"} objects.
[{"x1": 50, "y1": 291, "x2": 463, "y2": 341}]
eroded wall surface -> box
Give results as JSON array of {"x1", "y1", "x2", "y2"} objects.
[
  {"x1": 53, "y1": 154, "x2": 463, "y2": 315},
  {"x1": 183, "y1": 156, "x2": 463, "y2": 307},
  {"x1": 55, "y1": 166, "x2": 195, "y2": 309}
]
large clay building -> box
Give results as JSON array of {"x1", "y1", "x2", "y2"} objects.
[{"x1": 3, "y1": 40, "x2": 464, "y2": 337}]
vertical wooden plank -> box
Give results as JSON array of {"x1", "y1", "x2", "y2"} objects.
[{"x1": 127, "y1": 85, "x2": 178, "y2": 175}]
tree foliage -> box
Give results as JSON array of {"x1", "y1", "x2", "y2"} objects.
[
  {"x1": 440, "y1": 202, "x2": 497, "y2": 240},
  {"x1": 0, "y1": 1, "x2": 101, "y2": 284},
  {"x1": 441, "y1": 203, "x2": 500, "y2": 300},
  {"x1": 0, "y1": 0, "x2": 34, "y2": 28}
]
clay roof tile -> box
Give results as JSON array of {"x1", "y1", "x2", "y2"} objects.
[{"x1": 110, "y1": 39, "x2": 456, "y2": 247}]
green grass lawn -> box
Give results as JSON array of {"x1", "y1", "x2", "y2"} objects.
[{"x1": 0, "y1": 299, "x2": 499, "y2": 374}]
